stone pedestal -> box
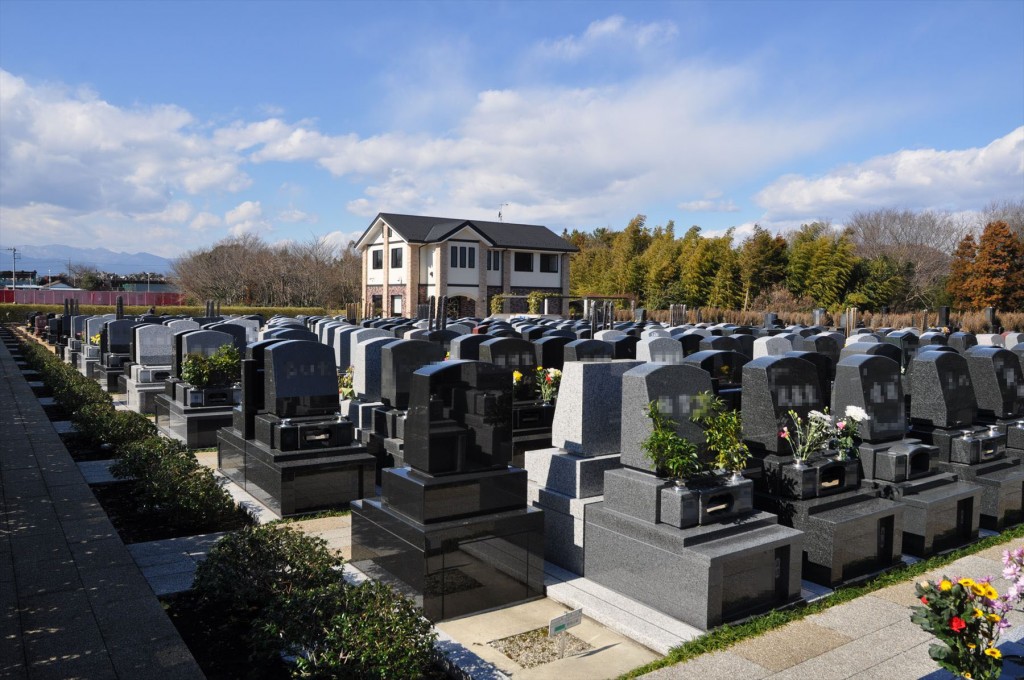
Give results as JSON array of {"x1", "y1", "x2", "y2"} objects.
[
  {"x1": 154, "y1": 388, "x2": 238, "y2": 449},
  {"x1": 911, "y1": 425, "x2": 1023, "y2": 529},
  {"x1": 352, "y1": 497, "x2": 545, "y2": 621},
  {"x1": 511, "y1": 399, "x2": 555, "y2": 468},
  {"x1": 525, "y1": 448, "x2": 620, "y2": 574},
  {"x1": 858, "y1": 439, "x2": 982, "y2": 557},
  {"x1": 753, "y1": 454, "x2": 905, "y2": 587},
  {"x1": 584, "y1": 497, "x2": 802, "y2": 630},
  {"x1": 95, "y1": 363, "x2": 124, "y2": 393}
]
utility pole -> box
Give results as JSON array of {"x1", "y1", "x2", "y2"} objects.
[{"x1": 5, "y1": 248, "x2": 19, "y2": 290}]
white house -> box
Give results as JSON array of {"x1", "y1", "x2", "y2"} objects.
[{"x1": 355, "y1": 213, "x2": 578, "y2": 318}]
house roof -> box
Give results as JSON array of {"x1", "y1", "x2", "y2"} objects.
[{"x1": 359, "y1": 213, "x2": 578, "y2": 252}]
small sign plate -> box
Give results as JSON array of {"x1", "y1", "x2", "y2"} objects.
[{"x1": 548, "y1": 608, "x2": 583, "y2": 637}]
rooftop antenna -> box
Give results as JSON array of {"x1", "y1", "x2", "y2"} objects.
[{"x1": 498, "y1": 203, "x2": 510, "y2": 222}]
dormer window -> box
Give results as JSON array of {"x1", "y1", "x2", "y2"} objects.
[{"x1": 450, "y1": 245, "x2": 476, "y2": 268}]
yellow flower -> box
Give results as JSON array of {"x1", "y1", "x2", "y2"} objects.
[
  {"x1": 512, "y1": 370, "x2": 523, "y2": 382},
  {"x1": 964, "y1": 673, "x2": 972, "y2": 679},
  {"x1": 971, "y1": 584, "x2": 987, "y2": 597},
  {"x1": 973, "y1": 608, "x2": 985, "y2": 618},
  {"x1": 984, "y1": 584, "x2": 999, "y2": 600},
  {"x1": 959, "y1": 578, "x2": 977, "y2": 588},
  {"x1": 968, "y1": 643, "x2": 977, "y2": 650},
  {"x1": 939, "y1": 579, "x2": 953, "y2": 591},
  {"x1": 985, "y1": 647, "x2": 1002, "y2": 659},
  {"x1": 987, "y1": 613, "x2": 1001, "y2": 624}
]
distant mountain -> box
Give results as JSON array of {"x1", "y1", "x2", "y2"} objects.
[{"x1": 9, "y1": 245, "x2": 173, "y2": 276}]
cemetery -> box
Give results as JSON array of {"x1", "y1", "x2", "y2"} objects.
[{"x1": 6, "y1": 295, "x2": 1024, "y2": 678}]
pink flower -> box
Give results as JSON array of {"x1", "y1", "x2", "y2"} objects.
[
  {"x1": 780, "y1": 428, "x2": 790, "y2": 439},
  {"x1": 837, "y1": 421, "x2": 846, "y2": 431}
]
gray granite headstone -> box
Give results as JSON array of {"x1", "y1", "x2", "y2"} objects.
[
  {"x1": 133, "y1": 324, "x2": 174, "y2": 366},
  {"x1": 619, "y1": 363, "x2": 716, "y2": 472},
  {"x1": 635, "y1": 337, "x2": 685, "y2": 364},
  {"x1": 353, "y1": 336, "x2": 395, "y2": 402},
  {"x1": 551, "y1": 360, "x2": 643, "y2": 456},
  {"x1": 450, "y1": 334, "x2": 491, "y2": 361},
  {"x1": 741, "y1": 355, "x2": 824, "y2": 453},
  {"x1": 752, "y1": 333, "x2": 797, "y2": 359},
  {"x1": 948, "y1": 332, "x2": 978, "y2": 354},
  {"x1": 977, "y1": 334, "x2": 1005, "y2": 347},
  {"x1": 349, "y1": 328, "x2": 392, "y2": 370},
  {"x1": 831, "y1": 354, "x2": 905, "y2": 443},
  {"x1": 908, "y1": 351, "x2": 977, "y2": 428},
  {"x1": 332, "y1": 326, "x2": 361, "y2": 370},
  {"x1": 166, "y1": 319, "x2": 201, "y2": 334},
  {"x1": 964, "y1": 346, "x2": 1023, "y2": 419}
]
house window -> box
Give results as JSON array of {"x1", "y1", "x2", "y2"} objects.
[
  {"x1": 391, "y1": 247, "x2": 403, "y2": 268},
  {"x1": 487, "y1": 251, "x2": 501, "y2": 271},
  {"x1": 371, "y1": 249, "x2": 383, "y2": 270},
  {"x1": 449, "y1": 245, "x2": 476, "y2": 268},
  {"x1": 540, "y1": 253, "x2": 559, "y2": 273},
  {"x1": 391, "y1": 295, "x2": 403, "y2": 315},
  {"x1": 514, "y1": 252, "x2": 534, "y2": 272}
]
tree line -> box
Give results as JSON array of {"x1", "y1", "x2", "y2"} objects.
[
  {"x1": 170, "y1": 234, "x2": 361, "y2": 309},
  {"x1": 564, "y1": 202, "x2": 1024, "y2": 313}
]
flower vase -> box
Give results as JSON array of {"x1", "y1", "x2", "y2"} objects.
[
  {"x1": 728, "y1": 471, "x2": 745, "y2": 485},
  {"x1": 791, "y1": 457, "x2": 807, "y2": 470}
]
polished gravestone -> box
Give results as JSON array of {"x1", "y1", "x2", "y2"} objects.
[
  {"x1": 231, "y1": 340, "x2": 375, "y2": 516},
  {"x1": 742, "y1": 355, "x2": 904, "y2": 586},
  {"x1": 480, "y1": 337, "x2": 555, "y2": 466},
  {"x1": 907, "y1": 350, "x2": 1023, "y2": 530},
  {"x1": 584, "y1": 363, "x2": 803, "y2": 630},
  {"x1": 352, "y1": 360, "x2": 545, "y2": 621},
  {"x1": 95, "y1": 319, "x2": 142, "y2": 392},
  {"x1": 154, "y1": 329, "x2": 240, "y2": 448},
  {"x1": 963, "y1": 346, "x2": 1024, "y2": 458},
  {"x1": 525, "y1": 359, "x2": 641, "y2": 573},
  {"x1": 368, "y1": 339, "x2": 447, "y2": 474},
  {"x1": 124, "y1": 324, "x2": 174, "y2": 414},
  {"x1": 834, "y1": 354, "x2": 981, "y2": 556}
]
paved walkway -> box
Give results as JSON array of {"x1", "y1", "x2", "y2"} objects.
[
  {"x1": 0, "y1": 330, "x2": 204, "y2": 679},
  {"x1": 641, "y1": 539, "x2": 1024, "y2": 680}
]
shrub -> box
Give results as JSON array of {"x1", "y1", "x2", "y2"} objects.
[
  {"x1": 265, "y1": 580, "x2": 438, "y2": 679},
  {"x1": 181, "y1": 344, "x2": 240, "y2": 388},
  {"x1": 641, "y1": 400, "x2": 703, "y2": 480},
  {"x1": 192, "y1": 525, "x2": 436, "y2": 678}
]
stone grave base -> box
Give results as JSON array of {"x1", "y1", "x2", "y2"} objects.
[
  {"x1": 124, "y1": 378, "x2": 166, "y2": 414},
  {"x1": 755, "y1": 490, "x2": 904, "y2": 588},
  {"x1": 242, "y1": 440, "x2": 376, "y2": 517},
  {"x1": 116, "y1": 373, "x2": 128, "y2": 396},
  {"x1": 865, "y1": 473, "x2": 982, "y2": 556},
  {"x1": 95, "y1": 364, "x2": 123, "y2": 393},
  {"x1": 583, "y1": 502, "x2": 803, "y2": 631},
  {"x1": 524, "y1": 448, "x2": 621, "y2": 575},
  {"x1": 935, "y1": 457, "x2": 1024, "y2": 530},
  {"x1": 351, "y1": 499, "x2": 545, "y2": 621},
  {"x1": 154, "y1": 393, "x2": 235, "y2": 449},
  {"x1": 216, "y1": 426, "x2": 248, "y2": 487}
]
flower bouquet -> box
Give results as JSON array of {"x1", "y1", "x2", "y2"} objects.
[
  {"x1": 835, "y1": 405, "x2": 869, "y2": 460},
  {"x1": 780, "y1": 408, "x2": 833, "y2": 466}
]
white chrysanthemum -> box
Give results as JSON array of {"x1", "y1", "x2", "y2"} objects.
[
  {"x1": 808, "y1": 410, "x2": 832, "y2": 423},
  {"x1": 845, "y1": 405, "x2": 869, "y2": 422}
]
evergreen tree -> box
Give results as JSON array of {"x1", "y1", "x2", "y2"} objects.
[
  {"x1": 738, "y1": 226, "x2": 788, "y2": 309},
  {"x1": 786, "y1": 222, "x2": 829, "y2": 298},
  {"x1": 946, "y1": 233, "x2": 977, "y2": 308},
  {"x1": 970, "y1": 221, "x2": 1024, "y2": 310},
  {"x1": 708, "y1": 249, "x2": 742, "y2": 309}
]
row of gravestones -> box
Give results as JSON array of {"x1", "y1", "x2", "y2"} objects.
[{"x1": 41, "y1": 308, "x2": 1024, "y2": 631}]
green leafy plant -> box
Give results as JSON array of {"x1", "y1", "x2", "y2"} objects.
[
  {"x1": 181, "y1": 344, "x2": 241, "y2": 388},
  {"x1": 338, "y1": 366, "x2": 355, "y2": 400},
  {"x1": 641, "y1": 400, "x2": 704, "y2": 480},
  {"x1": 693, "y1": 393, "x2": 749, "y2": 474},
  {"x1": 912, "y1": 576, "x2": 1011, "y2": 680}
]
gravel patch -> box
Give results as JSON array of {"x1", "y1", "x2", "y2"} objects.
[{"x1": 489, "y1": 626, "x2": 592, "y2": 668}]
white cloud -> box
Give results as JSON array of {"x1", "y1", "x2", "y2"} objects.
[
  {"x1": 224, "y1": 200, "x2": 271, "y2": 236},
  {"x1": 189, "y1": 211, "x2": 222, "y2": 232},
  {"x1": 277, "y1": 208, "x2": 318, "y2": 224},
  {"x1": 678, "y1": 195, "x2": 741, "y2": 213},
  {"x1": 538, "y1": 16, "x2": 679, "y2": 60},
  {"x1": 756, "y1": 127, "x2": 1024, "y2": 220}
]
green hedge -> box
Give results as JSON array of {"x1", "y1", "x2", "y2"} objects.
[
  {"x1": 192, "y1": 525, "x2": 437, "y2": 679},
  {"x1": 19, "y1": 335, "x2": 251, "y2": 533}
]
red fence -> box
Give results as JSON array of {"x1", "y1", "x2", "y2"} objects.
[{"x1": 0, "y1": 290, "x2": 185, "y2": 306}]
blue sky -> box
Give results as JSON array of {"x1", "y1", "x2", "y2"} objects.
[{"x1": 1, "y1": 0, "x2": 1021, "y2": 261}]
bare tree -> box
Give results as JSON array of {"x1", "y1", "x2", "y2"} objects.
[
  {"x1": 846, "y1": 208, "x2": 972, "y2": 308},
  {"x1": 980, "y1": 199, "x2": 1024, "y2": 238}
]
